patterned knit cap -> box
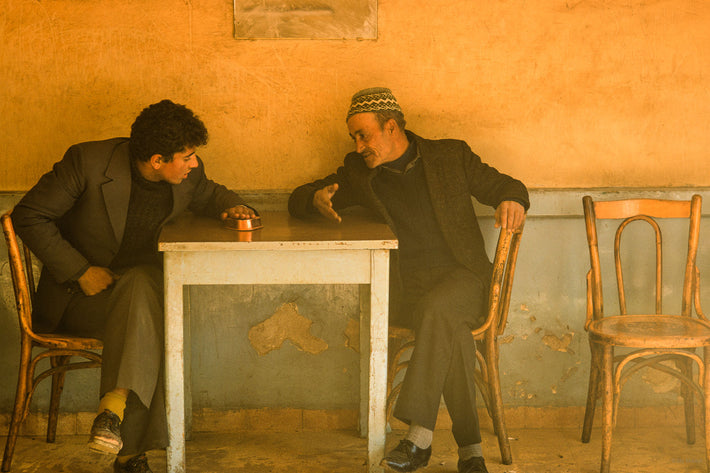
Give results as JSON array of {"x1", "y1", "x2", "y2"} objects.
[{"x1": 346, "y1": 87, "x2": 402, "y2": 121}]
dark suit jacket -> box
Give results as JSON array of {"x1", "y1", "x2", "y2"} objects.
[
  {"x1": 288, "y1": 130, "x2": 529, "y2": 280},
  {"x1": 12, "y1": 138, "x2": 248, "y2": 331}
]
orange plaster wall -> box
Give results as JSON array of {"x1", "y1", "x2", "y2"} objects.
[{"x1": 1, "y1": 0, "x2": 709, "y2": 191}]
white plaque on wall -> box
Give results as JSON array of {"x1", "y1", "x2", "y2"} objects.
[{"x1": 234, "y1": 0, "x2": 377, "y2": 40}]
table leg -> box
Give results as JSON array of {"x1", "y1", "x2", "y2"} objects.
[
  {"x1": 367, "y1": 249, "x2": 390, "y2": 473},
  {"x1": 359, "y1": 285, "x2": 370, "y2": 439},
  {"x1": 184, "y1": 289, "x2": 192, "y2": 441},
  {"x1": 164, "y1": 256, "x2": 186, "y2": 473}
]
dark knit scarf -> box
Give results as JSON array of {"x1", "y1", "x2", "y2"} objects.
[{"x1": 110, "y1": 160, "x2": 173, "y2": 270}]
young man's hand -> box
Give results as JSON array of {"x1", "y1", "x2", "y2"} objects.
[
  {"x1": 221, "y1": 205, "x2": 257, "y2": 220},
  {"x1": 77, "y1": 266, "x2": 119, "y2": 296}
]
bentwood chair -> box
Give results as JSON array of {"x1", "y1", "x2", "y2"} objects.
[
  {"x1": 1, "y1": 212, "x2": 103, "y2": 472},
  {"x1": 386, "y1": 224, "x2": 524, "y2": 465},
  {"x1": 581, "y1": 195, "x2": 710, "y2": 473}
]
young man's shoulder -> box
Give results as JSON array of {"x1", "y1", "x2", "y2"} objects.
[
  {"x1": 69, "y1": 137, "x2": 129, "y2": 153},
  {"x1": 63, "y1": 138, "x2": 130, "y2": 165},
  {"x1": 57, "y1": 138, "x2": 132, "y2": 179}
]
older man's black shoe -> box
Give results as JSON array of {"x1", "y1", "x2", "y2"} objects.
[
  {"x1": 380, "y1": 439, "x2": 431, "y2": 472},
  {"x1": 457, "y1": 456, "x2": 488, "y2": 473}
]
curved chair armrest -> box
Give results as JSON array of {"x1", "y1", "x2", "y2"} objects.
[
  {"x1": 471, "y1": 227, "x2": 515, "y2": 338},
  {"x1": 2, "y1": 213, "x2": 37, "y2": 338},
  {"x1": 495, "y1": 225, "x2": 524, "y2": 335},
  {"x1": 695, "y1": 266, "x2": 708, "y2": 321},
  {"x1": 584, "y1": 269, "x2": 594, "y2": 331}
]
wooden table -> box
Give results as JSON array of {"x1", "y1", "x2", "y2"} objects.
[{"x1": 158, "y1": 211, "x2": 397, "y2": 473}]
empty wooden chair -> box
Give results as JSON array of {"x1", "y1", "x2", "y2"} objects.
[
  {"x1": 386, "y1": 224, "x2": 524, "y2": 465},
  {"x1": 1, "y1": 212, "x2": 103, "y2": 472},
  {"x1": 580, "y1": 195, "x2": 710, "y2": 473}
]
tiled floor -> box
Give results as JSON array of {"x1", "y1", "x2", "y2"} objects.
[{"x1": 2, "y1": 426, "x2": 707, "y2": 473}]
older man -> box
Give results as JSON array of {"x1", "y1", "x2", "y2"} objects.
[
  {"x1": 289, "y1": 88, "x2": 528, "y2": 473},
  {"x1": 12, "y1": 100, "x2": 256, "y2": 473}
]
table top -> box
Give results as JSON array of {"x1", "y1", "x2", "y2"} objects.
[{"x1": 158, "y1": 210, "x2": 398, "y2": 251}]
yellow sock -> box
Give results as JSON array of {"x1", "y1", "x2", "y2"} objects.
[
  {"x1": 98, "y1": 390, "x2": 128, "y2": 422},
  {"x1": 116, "y1": 454, "x2": 134, "y2": 465}
]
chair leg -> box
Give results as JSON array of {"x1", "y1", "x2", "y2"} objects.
[
  {"x1": 704, "y1": 346, "x2": 710, "y2": 473},
  {"x1": 676, "y1": 356, "x2": 696, "y2": 445},
  {"x1": 385, "y1": 337, "x2": 401, "y2": 427},
  {"x1": 386, "y1": 384, "x2": 402, "y2": 427},
  {"x1": 582, "y1": 342, "x2": 601, "y2": 443},
  {"x1": 485, "y1": 339, "x2": 512, "y2": 465},
  {"x1": 47, "y1": 356, "x2": 70, "y2": 444},
  {"x1": 385, "y1": 337, "x2": 415, "y2": 427},
  {"x1": 2, "y1": 340, "x2": 33, "y2": 473},
  {"x1": 473, "y1": 340, "x2": 493, "y2": 429},
  {"x1": 600, "y1": 345, "x2": 614, "y2": 473},
  {"x1": 385, "y1": 338, "x2": 399, "y2": 424}
]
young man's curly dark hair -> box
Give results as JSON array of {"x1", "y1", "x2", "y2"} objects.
[{"x1": 129, "y1": 99, "x2": 208, "y2": 162}]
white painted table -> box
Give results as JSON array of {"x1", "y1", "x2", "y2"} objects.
[{"x1": 158, "y1": 211, "x2": 397, "y2": 473}]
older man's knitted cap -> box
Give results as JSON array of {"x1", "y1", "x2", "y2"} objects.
[{"x1": 346, "y1": 87, "x2": 402, "y2": 120}]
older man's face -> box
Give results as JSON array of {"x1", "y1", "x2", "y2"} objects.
[{"x1": 347, "y1": 112, "x2": 399, "y2": 169}]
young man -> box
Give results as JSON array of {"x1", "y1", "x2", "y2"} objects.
[
  {"x1": 289, "y1": 88, "x2": 528, "y2": 473},
  {"x1": 12, "y1": 99, "x2": 256, "y2": 473}
]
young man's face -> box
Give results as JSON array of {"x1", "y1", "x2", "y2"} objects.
[
  {"x1": 155, "y1": 147, "x2": 199, "y2": 184},
  {"x1": 347, "y1": 112, "x2": 400, "y2": 169}
]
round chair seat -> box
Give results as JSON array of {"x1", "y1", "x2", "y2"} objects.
[
  {"x1": 35, "y1": 333, "x2": 103, "y2": 350},
  {"x1": 588, "y1": 314, "x2": 710, "y2": 348}
]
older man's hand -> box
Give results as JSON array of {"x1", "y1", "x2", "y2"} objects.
[
  {"x1": 494, "y1": 200, "x2": 526, "y2": 231},
  {"x1": 313, "y1": 183, "x2": 342, "y2": 223}
]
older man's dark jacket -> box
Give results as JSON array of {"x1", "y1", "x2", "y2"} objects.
[
  {"x1": 288, "y1": 131, "x2": 529, "y2": 280},
  {"x1": 12, "y1": 138, "x2": 246, "y2": 332}
]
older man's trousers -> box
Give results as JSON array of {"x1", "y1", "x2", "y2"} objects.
[{"x1": 392, "y1": 265, "x2": 488, "y2": 447}]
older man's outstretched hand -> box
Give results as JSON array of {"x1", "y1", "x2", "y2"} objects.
[{"x1": 313, "y1": 183, "x2": 342, "y2": 223}]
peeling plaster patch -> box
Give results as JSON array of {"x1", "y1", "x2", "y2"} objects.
[
  {"x1": 499, "y1": 335, "x2": 515, "y2": 344},
  {"x1": 529, "y1": 315, "x2": 536, "y2": 322},
  {"x1": 344, "y1": 318, "x2": 359, "y2": 353},
  {"x1": 248, "y1": 302, "x2": 328, "y2": 355},
  {"x1": 551, "y1": 384, "x2": 558, "y2": 394},
  {"x1": 520, "y1": 304, "x2": 529, "y2": 312},
  {"x1": 521, "y1": 334, "x2": 529, "y2": 340},
  {"x1": 510, "y1": 380, "x2": 536, "y2": 400},
  {"x1": 542, "y1": 332, "x2": 576, "y2": 355},
  {"x1": 560, "y1": 366, "x2": 579, "y2": 383},
  {"x1": 641, "y1": 361, "x2": 680, "y2": 393},
  {"x1": 509, "y1": 380, "x2": 525, "y2": 399},
  {"x1": 534, "y1": 327, "x2": 542, "y2": 334}
]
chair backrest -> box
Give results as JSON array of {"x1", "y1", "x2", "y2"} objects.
[
  {"x1": 2, "y1": 211, "x2": 36, "y2": 336},
  {"x1": 479, "y1": 224, "x2": 525, "y2": 337},
  {"x1": 582, "y1": 195, "x2": 702, "y2": 329}
]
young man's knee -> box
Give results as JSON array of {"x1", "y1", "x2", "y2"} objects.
[{"x1": 119, "y1": 265, "x2": 163, "y2": 291}]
